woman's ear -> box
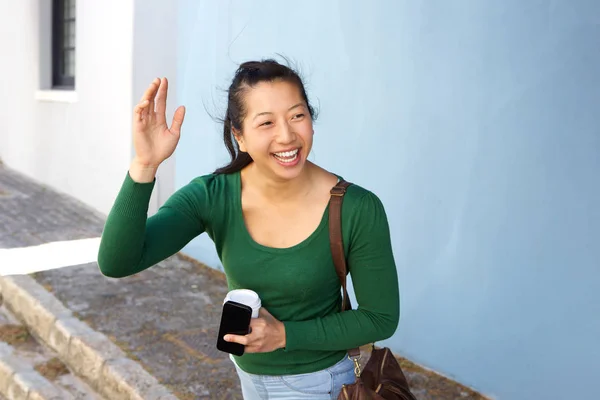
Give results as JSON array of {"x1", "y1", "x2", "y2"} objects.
[{"x1": 233, "y1": 128, "x2": 247, "y2": 152}]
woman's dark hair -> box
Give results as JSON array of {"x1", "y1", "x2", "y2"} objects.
[{"x1": 213, "y1": 59, "x2": 316, "y2": 175}]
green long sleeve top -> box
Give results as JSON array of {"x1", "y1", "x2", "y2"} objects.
[{"x1": 97, "y1": 170, "x2": 400, "y2": 375}]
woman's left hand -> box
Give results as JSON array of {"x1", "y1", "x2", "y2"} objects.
[{"x1": 223, "y1": 308, "x2": 286, "y2": 353}]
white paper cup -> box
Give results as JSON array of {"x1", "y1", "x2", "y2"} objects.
[{"x1": 223, "y1": 289, "x2": 261, "y2": 319}]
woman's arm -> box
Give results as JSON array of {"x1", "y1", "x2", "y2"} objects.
[
  {"x1": 97, "y1": 167, "x2": 206, "y2": 278},
  {"x1": 98, "y1": 76, "x2": 199, "y2": 278}
]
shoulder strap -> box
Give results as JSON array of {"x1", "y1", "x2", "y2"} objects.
[{"x1": 329, "y1": 180, "x2": 361, "y2": 358}]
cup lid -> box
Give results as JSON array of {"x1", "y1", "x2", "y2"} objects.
[{"x1": 224, "y1": 289, "x2": 261, "y2": 309}]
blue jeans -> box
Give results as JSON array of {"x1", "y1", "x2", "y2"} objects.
[{"x1": 231, "y1": 354, "x2": 356, "y2": 399}]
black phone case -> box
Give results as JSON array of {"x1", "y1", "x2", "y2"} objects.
[{"x1": 216, "y1": 300, "x2": 253, "y2": 356}]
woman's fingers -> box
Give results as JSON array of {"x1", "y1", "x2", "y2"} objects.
[
  {"x1": 139, "y1": 78, "x2": 160, "y2": 119},
  {"x1": 136, "y1": 77, "x2": 177, "y2": 126},
  {"x1": 223, "y1": 334, "x2": 249, "y2": 346},
  {"x1": 134, "y1": 99, "x2": 150, "y2": 122},
  {"x1": 154, "y1": 77, "x2": 168, "y2": 125},
  {"x1": 138, "y1": 78, "x2": 159, "y2": 102},
  {"x1": 223, "y1": 333, "x2": 269, "y2": 354},
  {"x1": 170, "y1": 105, "x2": 186, "y2": 134}
]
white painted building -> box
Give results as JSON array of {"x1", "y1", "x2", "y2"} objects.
[{"x1": 0, "y1": 0, "x2": 177, "y2": 215}]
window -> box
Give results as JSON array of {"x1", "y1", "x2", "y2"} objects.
[{"x1": 52, "y1": 0, "x2": 76, "y2": 89}]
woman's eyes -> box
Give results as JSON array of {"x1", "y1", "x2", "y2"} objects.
[{"x1": 258, "y1": 114, "x2": 304, "y2": 127}]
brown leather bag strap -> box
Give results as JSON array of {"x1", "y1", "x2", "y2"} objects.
[{"x1": 329, "y1": 180, "x2": 361, "y2": 358}]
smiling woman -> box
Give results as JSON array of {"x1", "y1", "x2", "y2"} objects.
[{"x1": 97, "y1": 59, "x2": 400, "y2": 399}]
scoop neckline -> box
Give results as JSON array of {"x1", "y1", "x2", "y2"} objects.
[{"x1": 233, "y1": 170, "x2": 341, "y2": 254}]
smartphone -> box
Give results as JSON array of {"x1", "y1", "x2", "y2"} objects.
[{"x1": 216, "y1": 300, "x2": 253, "y2": 356}]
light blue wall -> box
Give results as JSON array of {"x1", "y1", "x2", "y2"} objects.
[{"x1": 174, "y1": 1, "x2": 600, "y2": 398}]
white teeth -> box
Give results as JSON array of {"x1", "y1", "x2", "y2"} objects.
[
  {"x1": 274, "y1": 149, "x2": 299, "y2": 158},
  {"x1": 275, "y1": 154, "x2": 298, "y2": 163},
  {"x1": 273, "y1": 148, "x2": 299, "y2": 163}
]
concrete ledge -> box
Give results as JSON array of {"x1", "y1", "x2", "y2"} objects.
[
  {"x1": 0, "y1": 342, "x2": 71, "y2": 400},
  {"x1": 0, "y1": 275, "x2": 178, "y2": 400}
]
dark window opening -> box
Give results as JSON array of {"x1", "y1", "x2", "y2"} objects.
[{"x1": 52, "y1": 0, "x2": 76, "y2": 89}]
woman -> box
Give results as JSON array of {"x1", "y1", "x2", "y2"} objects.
[{"x1": 98, "y1": 59, "x2": 400, "y2": 399}]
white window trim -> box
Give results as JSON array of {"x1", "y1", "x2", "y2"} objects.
[{"x1": 34, "y1": 90, "x2": 78, "y2": 103}]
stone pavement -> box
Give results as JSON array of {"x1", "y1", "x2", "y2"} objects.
[{"x1": 0, "y1": 163, "x2": 489, "y2": 400}]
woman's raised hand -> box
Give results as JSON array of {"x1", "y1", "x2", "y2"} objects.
[{"x1": 132, "y1": 77, "x2": 185, "y2": 170}]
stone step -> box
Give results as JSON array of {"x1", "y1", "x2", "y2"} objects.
[
  {"x1": 0, "y1": 340, "x2": 71, "y2": 400},
  {"x1": 0, "y1": 304, "x2": 103, "y2": 400},
  {"x1": 0, "y1": 274, "x2": 176, "y2": 400}
]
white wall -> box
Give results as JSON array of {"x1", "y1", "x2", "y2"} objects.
[{"x1": 0, "y1": 0, "x2": 135, "y2": 216}]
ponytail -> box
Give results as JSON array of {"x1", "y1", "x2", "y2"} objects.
[{"x1": 213, "y1": 114, "x2": 253, "y2": 174}]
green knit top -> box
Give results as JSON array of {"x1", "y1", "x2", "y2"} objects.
[{"x1": 97, "y1": 170, "x2": 400, "y2": 375}]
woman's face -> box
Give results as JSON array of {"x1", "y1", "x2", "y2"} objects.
[{"x1": 234, "y1": 80, "x2": 314, "y2": 181}]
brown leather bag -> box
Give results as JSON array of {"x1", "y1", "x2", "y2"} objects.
[{"x1": 329, "y1": 180, "x2": 418, "y2": 400}]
